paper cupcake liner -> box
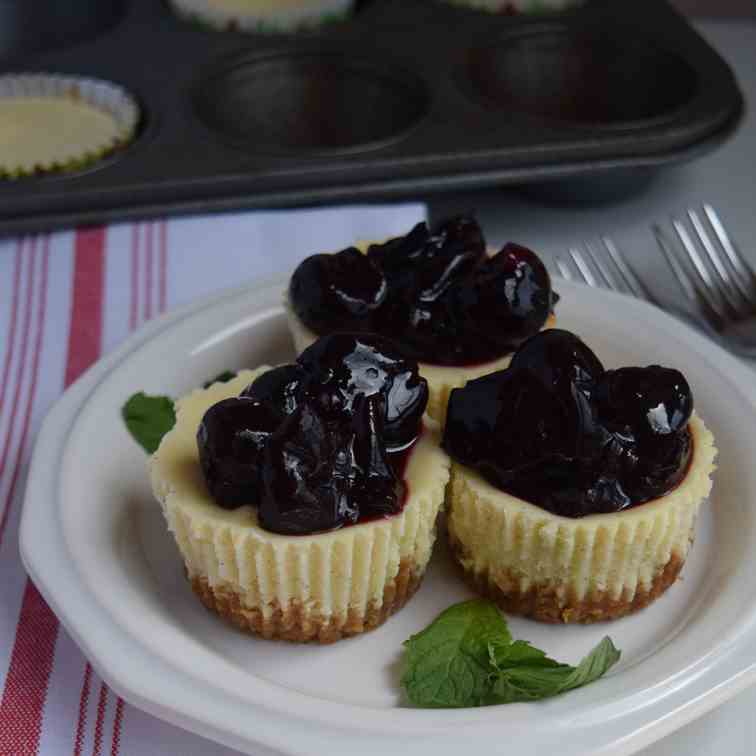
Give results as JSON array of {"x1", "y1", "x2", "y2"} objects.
[
  {"x1": 0, "y1": 74, "x2": 140, "y2": 179},
  {"x1": 150, "y1": 370, "x2": 450, "y2": 642},
  {"x1": 286, "y1": 299, "x2": 556, "y2": 426},
  {"x1": 447, "y1": 412, "x2": 717, "y2": 623},
  {"x1": 169, "y1": 0, "x2": 354, "y2": 33}
]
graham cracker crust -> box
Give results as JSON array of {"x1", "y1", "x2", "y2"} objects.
[
  {"x1": 190, "y1": 559, "x2": 423, "y2": 643},
  {"x1": 450, "y1": 536, "x2": 685, "y2": 623}
]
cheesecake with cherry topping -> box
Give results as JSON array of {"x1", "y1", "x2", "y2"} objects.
[
  {"x1": 443, "y1": 329, "x2": 716, "y2": 623},
  {"x1": 286, "y1": 215, "x2": 557, "y2": 424},
  {"x1": 150, "y1": 334, "x2": 449, "y2": 642}
]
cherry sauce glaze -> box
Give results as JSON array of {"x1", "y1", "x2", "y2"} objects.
[
  {"x1": 442, "y1": 330, "x2": 694, "y2": 517},
  {"x1": 197, "y1": 334, "x2": 428, "y2": 535},
  {"x1": 289, "y1": 215, "x2": 558, "y2": 366}
]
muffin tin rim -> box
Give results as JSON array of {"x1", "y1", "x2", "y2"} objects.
[{"x1": 0, "y1": 0, "x2": 744, "y2": 231}]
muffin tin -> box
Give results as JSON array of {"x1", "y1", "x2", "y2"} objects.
[{"x1": 0, "y1": 0, "x2": 743, "y2": 235}]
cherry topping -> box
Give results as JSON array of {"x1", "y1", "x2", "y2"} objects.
[
  {"x1": 594, "y1": 366, "x2": 692, "y2": 438},
  {"x1": 510, "y1": 328, "x2": 604, "y2": 393},
  {"x1": 241, "y1": 364, "x2": 304, "y2": 416},
  {"x1": 350, "y1": 394, "x2": 402, "y2": 518},
  {"x1": 443, "y1": 330, "x2": 693, "y2": 517},
  {"x1": 296, "y1": 333, "x2": 428, "y2": 451},
  {"x1": 260, "y1": 402, "x2": 359, "y2": 535},
  {"x1": 289, "y1": 247, "x2": 387, "y2": 333},
  {"x1": 449, "y1": 243, "x2": 556, "y2": 359},
  {"x1": 367, "y1": 221, "x2": 431, "y2": 288},
  {"x1": 433, "y1": 214, "x2": 486, "y2": 252},
  {"x1": 197, "y1": 398, "x2": 281, "y2": 509},
  {"x1": 197, "y1": 334, "x2": 427, "y2": 534},
  {"x1": 259, "y1": 393, "x2": 401, "y2": 535},
  {"x1": 289, "y1": 215, "x2": 557, "y2": 366}
]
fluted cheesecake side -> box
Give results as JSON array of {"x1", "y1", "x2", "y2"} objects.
[
  {"x1": 447, "y1": 412, "x2": 716, "y2": 623},
  {"x1": 150, "y1": 370, "x2": 450, "y2": 642}
]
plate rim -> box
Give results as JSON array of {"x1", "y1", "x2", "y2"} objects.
[{"x1": 20, "y1": 277, "x2": 756, "y2": 756}]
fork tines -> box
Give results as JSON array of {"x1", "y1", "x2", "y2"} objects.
[
  {"x1": 554, "y1": 238, "x2": 653, "y2": 302},
  {"x1": 653, "y1": 205, "x2": 756, "y2": 330}
]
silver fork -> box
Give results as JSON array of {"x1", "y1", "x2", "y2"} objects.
[
  {"x1": 653, "y1": 205, "x2": 756, "y2": 356},
  {"x1": 553, "y1": 237, "x2": 658, "y2": 304}
]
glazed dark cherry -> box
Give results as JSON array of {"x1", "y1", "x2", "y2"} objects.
[
  {"x1": 442, "y1": 329, "x2": 694, "y2": 517},
  {"x1": 197, "y1": 334, "x2": 427, "y2": 535},
  {"x1": 260, "y1": 394, "x2": 399, "y2": 535},
  {"x1": 241, "y1": 364, "x2": 304, "y2": 416},
  {"x1": 288, "y1": 215, "x2": 558, "y2": 366},
  {"x1": 197, "y1": 398, "x2": 281, "y2": 509},
  {"x1": 594, "y1": 366, "x2": 692, "y2": 438},
  {"x1": 295, "y1": 332, "x2": 428, "y2": 451},
  {"x1": 289, "y1": 247, "x2": 387, "y2": 333}
]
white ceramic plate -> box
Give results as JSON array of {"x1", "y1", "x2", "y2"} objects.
[{"x1": 20, "y1": 278, "x2": 756, "y2": 756}]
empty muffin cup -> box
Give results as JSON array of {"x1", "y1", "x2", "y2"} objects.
[
  {"x1": 465, "y1": 29, "x2": 699, "y2": 125},
  {"x1": 194, "y1": 52, "x2": 430, "y2": 154},
  {"x1": 0, "y1": 0, "x2": 126, "y2": 61},
  {"x1": 0, "y1": 74, "x2": 140, "y2": 179}
]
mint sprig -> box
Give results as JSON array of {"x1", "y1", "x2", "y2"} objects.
[
  {"x1": 123, "y1": 370, "x2": 238, "y2": 454},
  {"x1": 122, "y1": 392, "x2": 176, "y2": 454},
  {"x1": 401, "y1": 600, "x2": 620, "y2": 708},
  {"x1": 401, "y1": 599, "x2": 512, "y2": 708}
]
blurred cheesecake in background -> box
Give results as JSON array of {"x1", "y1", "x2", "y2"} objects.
[{"x1": 168, "y1": 0, "x2": 354, "y2": 32}]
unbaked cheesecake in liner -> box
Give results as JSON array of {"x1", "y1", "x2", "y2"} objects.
[
  {"x1": 151, "y1": 362, "x2": 450, "y2": 643},
  {"x1": 0, "y1": 74, "x2": 139, "y2": 179}
]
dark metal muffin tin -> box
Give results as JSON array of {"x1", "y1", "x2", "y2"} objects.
[{"x1": 0, "y1": 0, "x2": 744, "y2": 235}]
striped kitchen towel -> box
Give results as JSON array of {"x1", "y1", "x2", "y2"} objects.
[{"x1": 0, "y1": 203, "x2": 425, "y2": 756}]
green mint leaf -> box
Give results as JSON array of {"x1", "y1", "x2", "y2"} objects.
[
  {"x1": 488, "y1": 639, "x2": 564, "y2": 670},
  {"x1": 401, "y1": 599, "x2": 512, "y2": 708},
  {"x1": 122, "y1": 392, "x2": 176, "y2": 454},
  {"x1": 402, "y1": 602, "x2": 622, "y2": 709},
  {"x1": 487, "y1": 640, "x2": 571, "y2": 704},
  {"x1": 554, "y1": 637, "x2": 621, "y2": 694},
  {"x1": 487, "y1": 637, "x2": 620, "y2": 704},
  {"x1": 203, "y1": 370, "x2": 237, "y2": 389},
  {"x1": 487, "y1": 664, "x2": 574, "y2": 704}
]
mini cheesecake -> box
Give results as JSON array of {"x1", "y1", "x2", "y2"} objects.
[
  {"x1": 151, "y1": 336, "x2": 450, "y2": 643},
  {"x1": 286, "y1": 216, "x2": 558, "y2": 425},
  {"x1": 443, "y1": 329, "x2": 717, "y2": 623}
]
